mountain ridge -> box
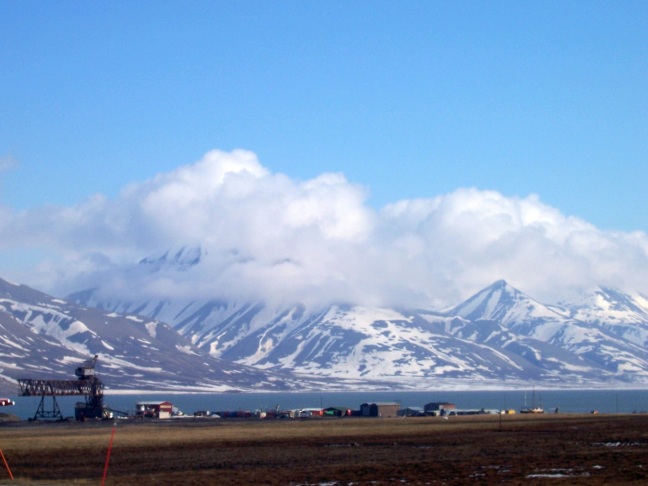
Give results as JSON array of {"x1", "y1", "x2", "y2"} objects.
[
  {"x1": 0, "y1": 277, "x2": 341, "y2": 393},
  {"x1": 3, "y1": 247, "x2": 648, "y2": 392},
  {"x1": 66, "y1": 271, "x2": 648, "y2": 388}
]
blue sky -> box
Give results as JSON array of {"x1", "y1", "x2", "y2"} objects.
[
  {"x1": 2, "y1": 1, "x2": 646, "y2": 229},
  {"x1": 1, "y1": 1, "x2": 647, "y2": 305}
]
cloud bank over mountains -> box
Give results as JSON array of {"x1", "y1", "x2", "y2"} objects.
[{"x1": 2, "y1": 149, "x2": 647, "y2": 308}]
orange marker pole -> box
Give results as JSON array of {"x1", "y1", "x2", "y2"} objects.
[
  {"x1": 0, "y1": 448, "x2": 13, "y2": 480},
  {"x1": 101, "y1": 424, "x2": 116, "y2": 486}
]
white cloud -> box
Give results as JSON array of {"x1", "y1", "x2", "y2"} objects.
[{"x1": 2, "y1": 149, "x2": 647, "y2": 309}]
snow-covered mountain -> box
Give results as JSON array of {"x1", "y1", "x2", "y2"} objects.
[
  {"x1": 67, "y1": 253, "x2": 648, "y2": 388},
  {"x1": 0, "y1": 277, "x2": 330, "y2": 393},
  {"x1": 561, "y1": 287, "x2": 648, "y2": 347},
  {"x1": 446, "y1": 280, "x2": 648, "y2": 380}
]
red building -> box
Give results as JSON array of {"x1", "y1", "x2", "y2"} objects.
[{"x1": 136, "y1": 401, "x2": 173, "y2": 419}]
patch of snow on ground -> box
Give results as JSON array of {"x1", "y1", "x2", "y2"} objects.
[
  {"x1": 145, "y1": 322, "x2": 158, "y2": 338},
  {"x1": 343, "y1": 306, "x2": 410, "y2": 329},
  {"x1": 483, "y1": 289, "x2": 503, "y2": 318},
  {"x1": 175, "y1": 344, "x2": 195, "y2": 355},
  {"x1": 531, "y1": 320, "x2": 564, "y2": 342},
  {"x1": 0, "y1": 335, "x2": 29, "y2": 351}
]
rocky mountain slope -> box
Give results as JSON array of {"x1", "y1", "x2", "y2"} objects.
[
  {"x1": 68, "y1": 253, "x2": 648, "y2": 388},
  {"x1": 0, "y1": 277, "x2": 330, "y2": 392}
]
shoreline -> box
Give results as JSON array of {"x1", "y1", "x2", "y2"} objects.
[{"x1": 101, "y1": 384, "x2": 648, "y2": 395}]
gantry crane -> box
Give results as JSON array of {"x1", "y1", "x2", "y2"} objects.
[{"x1": 18, "y1": 355, "x2": 108, "y2": 421}]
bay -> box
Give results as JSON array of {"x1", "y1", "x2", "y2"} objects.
[{"x1": 7, "y1": 388, "x2": 648, "y2": 421}]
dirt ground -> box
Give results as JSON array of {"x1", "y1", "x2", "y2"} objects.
[{"x1": 0, "y1": 413, "x2": 647, "y2": 485}]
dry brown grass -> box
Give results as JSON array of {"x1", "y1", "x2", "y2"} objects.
[{"x1": 0, "y1": 413, "x2": 647, "y2": 485}]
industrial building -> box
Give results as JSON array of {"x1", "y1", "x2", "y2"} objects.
[
  {"x1": 360, "y1": 402, "x2": 400, "y2": 417},
  {"x1": 399, "y1": 406, "x2": 425, "y2": 417},
  {"x1": 136, "y1": 401, "x2": 173, "y2": 419},
  {"x1": 424, "y1": 402, "x2": 456, "y2": 416}
]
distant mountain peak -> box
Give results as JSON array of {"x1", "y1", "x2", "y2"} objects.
[
  {"x1": 449, "y1": 280, "x2": 524, "y2": 319},
  {"x1": 447, "y1": 280, "x2": 566, "y2": 331},
  {"x1": 139, "y1": 246, "x2": 204, "y2": 270},
  {"x1": 594, "y1": 287, "x2": 648, "y2": 314},
  {"x1": 564, "y1": 286, "x2": 648, "y2": 330},
  {"x1": 484, "y1": 279, "x2": 524, "y2": 296},
  {"x1": 490, "y1": 279, "x2": 509, "y2": 289}
]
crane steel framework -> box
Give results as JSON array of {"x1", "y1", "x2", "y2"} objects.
[{"x1": 18, "y1": 356, "x2": 106, "y2": 421}]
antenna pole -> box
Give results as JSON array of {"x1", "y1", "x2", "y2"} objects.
[
  {"x1": 102, "y1": 423, "x2": 116, "y2": 486},
  {"x1": 0, "y1": 449, "x2": 14, "y2": 480}
]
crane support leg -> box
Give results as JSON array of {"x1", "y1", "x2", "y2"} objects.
[{"x1": 32, "y1": 395, "x2": 64, "y2": 421}]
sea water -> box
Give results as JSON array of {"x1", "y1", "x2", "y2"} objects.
[{"x1": 7, "y1": 388, "x2": 648, "y2": 420}]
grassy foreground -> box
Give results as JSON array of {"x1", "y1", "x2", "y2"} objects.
[{"x1": 0, "y1": 413, "x2": 647, "y2": 485}]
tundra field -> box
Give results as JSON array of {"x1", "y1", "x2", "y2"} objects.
[{"x1": 0, "y1": 413, "x2": 647, "y2": 485}]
